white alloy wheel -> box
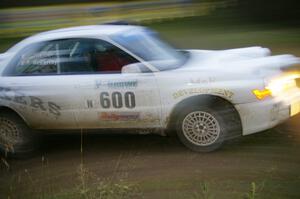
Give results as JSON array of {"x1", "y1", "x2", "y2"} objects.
[{"x1": 182, "y1": 111, "x2": 220, "y2": 146}]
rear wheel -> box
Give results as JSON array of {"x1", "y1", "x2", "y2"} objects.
[
  {"x1": 0, "y1": 111, "x2": 37, "y2": 158},
  {"x1": 176, "y1": 104, "x2": 232, "y2": 152}
]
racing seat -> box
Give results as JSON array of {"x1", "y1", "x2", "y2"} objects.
[{"x1": 95, "y1": 49, "x2": 131, "y2": 73}]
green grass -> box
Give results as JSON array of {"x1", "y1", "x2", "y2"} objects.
[
  {"x1": 5, "y1": 166, "x2": 293, "y2": 199},
  {"x1": 0, "y1": 37, "x2": 24, "y2": 53},
  {"x1": 148, "y1": 17, "x2": 300, "y2": 56},
  {"x1": 1, "y1": 16, "x2": 300, "y2": 55}
]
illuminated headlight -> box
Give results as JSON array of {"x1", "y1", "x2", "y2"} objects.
[
  {"x1": 266, "y1": 78, "x2": 296, "y2": 96},
  {"x1": 253, "y1": 73, "x2": 299, "y2": 100}
]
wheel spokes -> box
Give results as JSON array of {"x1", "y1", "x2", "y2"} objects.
[{"x1": 182, "y1": 111, "x2": 220, "y2": 146}]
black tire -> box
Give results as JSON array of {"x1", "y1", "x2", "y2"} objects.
[
  {"x1": 176, "y1": 102, "x2": 238, "y2": 152},
  {"x1": 0, "y1": 111, "x2": 37, "y2": 158}
]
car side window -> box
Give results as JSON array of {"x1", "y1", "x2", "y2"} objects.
[
  {"x1": 60, "y1": 38, "x2": 140, "y2": 74},
  {"x1": 5, "y1": 38, "x2": 141, "y2": 76},
  {"x1": 59, "y1": 39, "x2": 95, "y2": 73},
  {"x1": 88, "y1": 39, "x2": 139, "y2": 74},
  {"x1": 6, "y1": 41, "x2": 59, "y2": 76}
]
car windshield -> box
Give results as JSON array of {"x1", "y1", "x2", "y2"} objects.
[{"x1": 111, "y1": 28, "x2": 188, "y2": 71}]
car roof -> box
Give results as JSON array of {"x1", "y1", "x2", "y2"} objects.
[
  {"x1": 8, "y1": 25, "x2": 140, "y2": 52},
  {"x1": 36, "y1": 25, "x2": 135, "y2": 37}
]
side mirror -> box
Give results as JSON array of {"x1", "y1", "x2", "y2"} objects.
[{"x1": 122, "y1": 63, "x2": 142, "y2": 74}]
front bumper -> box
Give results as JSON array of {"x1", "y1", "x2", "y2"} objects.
[{"x1": 235, "y1": 89, "x2": 300, "y2": 136}]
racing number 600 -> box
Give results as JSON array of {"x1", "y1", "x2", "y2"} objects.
[{"x1": 100, "y1": 92, "x2": 136, "y2": 109}]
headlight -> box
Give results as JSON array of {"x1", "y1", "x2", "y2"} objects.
[
  {"x1": 253, "y1": 73, "x2": 300, "y2": 100},
  {"x1": 267, "y1": 78, "x2": 296, "y2": 96}
]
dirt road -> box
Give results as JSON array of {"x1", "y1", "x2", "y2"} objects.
[{"x1": 1, "y1": 115, "x2": 300, "y2": 199}]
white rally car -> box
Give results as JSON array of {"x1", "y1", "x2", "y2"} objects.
[{"x1": 1, "y1": 24, "x2": 300, "y2": 156}]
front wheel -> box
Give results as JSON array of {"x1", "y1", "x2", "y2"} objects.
[{"x1": 176, "y1": 106, "x2": 228, "y2": 152}]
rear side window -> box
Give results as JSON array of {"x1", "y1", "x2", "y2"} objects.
[
  {"x1": 5, "y1": 39, "x2": 93, "y2": 76},
  {"x1": 4, "y1": 38, "x2": 140, "y2": 76},
  {"x1": 5, "y1": 41, "x2": 59, "y2": 75}
]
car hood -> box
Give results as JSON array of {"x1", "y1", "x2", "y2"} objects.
[{"x1": 180, "y1": 46, "x2": 300, "y2": 76}]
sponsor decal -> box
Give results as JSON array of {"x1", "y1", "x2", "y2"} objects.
[
  {"x1": 20, "y1": 51, "x2": 57, "y2": 66},
  {"x1": 0, "y1": 86, "x2": 61, "y2": 117},
  {"x1": 173, "y1": 88, "x2": 234, "y2": 99},
  {"x1": 95, "y1": 80, "x2": 138, "y2": 89},
  {"x1": 190, "y1": 77, "x2": 216, "y2": 84},
  {"x1": 99, "y1": 112, "x2": 140, "y2": 121},
  {"x1": 19, "y1": 50, "x2": 78, "y2": 67}
]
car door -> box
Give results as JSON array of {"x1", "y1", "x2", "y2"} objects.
[
  {"x1": 1, "y1": 39, "x2": 84, "y2": 129},
  {"x1": 74, "y1": 73, "x2": 161, "y2": 129},
  {"x1": 67, "y1": 38, "x2": 162, "y2": 129}
]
